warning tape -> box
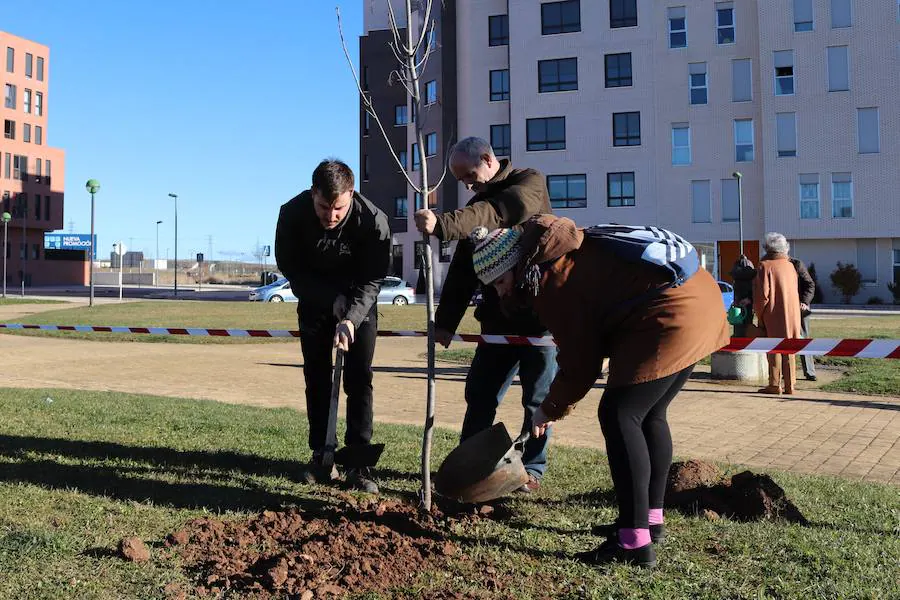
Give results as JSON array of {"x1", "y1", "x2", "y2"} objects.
[{"x1": 1, "y1": 323, "x2": 898, "y2": 358}]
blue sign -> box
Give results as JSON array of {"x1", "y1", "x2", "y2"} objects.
[{"x1": 44, "y1": 233, "x2": 98, "y2": 259}]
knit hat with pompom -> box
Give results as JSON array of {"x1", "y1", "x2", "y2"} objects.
[{"x1": 470, "y1": 226, "x2": 524, "y2": 285}]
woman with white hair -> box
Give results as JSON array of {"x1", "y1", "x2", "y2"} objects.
[{"x1": 753, "y1": 232, "x2": 802, "y2": 394}]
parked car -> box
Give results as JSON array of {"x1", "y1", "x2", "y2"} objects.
[
  {"x1": 249, "y1": 278, "x2": 297, "y2": 303},
  {"x1": 378, "y1": 276, "x2": 416, "y2": 305},
  {"x1": 718, "y1": 280, "x2": 735, "y2": 310}
]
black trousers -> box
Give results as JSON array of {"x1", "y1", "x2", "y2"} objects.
[
  {"x1": 598, "y1": 366, "x2": 694, "y2": 529},
  {"x1": 299, "y1": 305, "x2": 377, "y2": 452}
]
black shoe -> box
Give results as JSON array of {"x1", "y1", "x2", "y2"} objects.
[
  {"x1": 575, "y1": 535, "x2": 656, "y2": 569},
  {"x1": 591, "y1": 522, "x2": 666, "y2": 544},
  {"x1": 298, "y1": 452, "x2": 338, "y2": 484},
  {"x1": 345, "y1": 467, "x2": 379, "y2": 494},
  {"x1": 806, "y1": 375, "x2": 817, "y2": 382}
]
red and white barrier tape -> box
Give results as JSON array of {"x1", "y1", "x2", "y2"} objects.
[{"x1": 1, "y1": 322, "x2": 898, "y2": 358}]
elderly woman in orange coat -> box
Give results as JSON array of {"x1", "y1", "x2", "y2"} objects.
[{"x1": 753, "y1": 232, "x2": 802, "y2": 394}]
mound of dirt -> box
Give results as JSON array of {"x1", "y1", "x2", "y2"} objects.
[
  {"x1": 163, "y1": 499, "x2": 463, "y2": 598},
  {"x1": 666, "y1": 460, "x2": 808, "y2": 524}
]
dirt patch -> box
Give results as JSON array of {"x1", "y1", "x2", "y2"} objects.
[
  {"x1": 666, "y1": 460, "x2": 808, "y2": 524},
  {"x1": 162, "y1": 497, "x2": 509, "y2": 598},
  {"x1": 118, "y1": 536, "x2": 150, "y2": 562}
]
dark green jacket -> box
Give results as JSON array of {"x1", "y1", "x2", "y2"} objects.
[{"x1": 434, "y1": 160, "x2": 551, "y2": 335}]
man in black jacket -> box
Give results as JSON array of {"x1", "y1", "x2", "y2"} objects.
[
  {"x1": 414, "y1": 137, "x2": 555, "y2": 493},
  {"x1": 275, "y1": 159, "x2": 390, "y2": 493},
  {"x1": 790, "y1": 257, "x2": 817, "y2": 381}
]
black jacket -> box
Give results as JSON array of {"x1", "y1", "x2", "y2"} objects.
[
  {"x1": 275, "y1": 190, "x2": 391, "y2": 328},
  {"x1": 434, "y1": 160, "x2": 551, "y2": 336},
  {"x1": 790, "y1": 257, "x2": 816, "y2": 307}
]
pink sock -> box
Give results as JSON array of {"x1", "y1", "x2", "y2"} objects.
[
  {"x1": 649, "y1": 508, "x2": 664, "y2": 526},
  {"x1": 618, "y1": 528, "x2": 651, "y2": 549}
]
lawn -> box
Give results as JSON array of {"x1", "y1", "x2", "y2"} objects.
[
  {"x1": 0, "y1": 298, "x2": 65, "y2": 305},
  {"x1": 0, "y1": 387, "x2": 897, "y2": 599}
]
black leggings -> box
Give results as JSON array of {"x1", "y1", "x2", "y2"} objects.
[{"x1": 598, "y1": 365, "x2": 694, "y2": 529}]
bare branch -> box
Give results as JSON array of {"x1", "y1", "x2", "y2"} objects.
[
  {"x1": 432, "y1": 125, "x2": 456, "y2": 189},
  {"x1": 411, "y1": 0, "x2": 434, "y2": 56}
]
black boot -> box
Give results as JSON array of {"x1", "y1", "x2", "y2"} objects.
[
  {"x1": 345, "y1": 467, "x2": 379, "y2": 494},
  {"x1": 591, "y1": 522, "x2": 666, "y2": 544},
  {"x1": 575, "y1": 535, "x2": 656, "y2": 569},
  {"x1": 298, "y1": 451, "x2": 338, "y2": 484}
]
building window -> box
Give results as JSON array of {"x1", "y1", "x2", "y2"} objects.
[
  {"x1": 548, "y1": 174, "x2": 587, "y2": 208},
  {"x1": 604, "y1": 53, "x2": 632, "y2": 87},
  {"x1": 4, "y1": 84, "x2": 16, "y2": 109},
  {"x1": 732, "y1": 58, "x2": 752, "y2": 101},
  {"x1": 722, "y1": 178, "x2": 740, "y2": 222},
  {"x1": 414, "y1": 240, "x2": 427, "y2": 269},
  {"x1": 45, "y1": 159, "x2": 51, "y2": 184},
  {"x1": 13, "y1": 155, "x2": 26, "y2": 180},
  {"x1": 774, "y1": 50, "x2": 794, "y2": 95},
  {"x1": 394, "y1": 196, "x2": 407, "y2": 218},
  {"x1": 799, "y1": 174, "x2": 820, "y2": 219},
  {"x1": 610, "y1": 0, "x2": 637, "y2": 28},
  {"x1": 734, "y1": 119, "x2": 754, "y2": 162},
  {"x1": 613, "y1": 112, "x2": 641, "y2": 146},
  {"x1": 893, "y1": 249, "x2": 900, "y2": 287},
  {"x1": 526, "y1": 117, "x2": 566, "y2": 151},
  {"x1": 44, "y1": 196, "x2": 50, "y2": 221},
  {"x1": 363, "y1": 112, "x2": 370, "y2": 136},
  {"x1": 3, "y1": 120, "x2": 14, "y2": 140},
  {"x1": 776, "y1": 113, "x2": 797, "y2": 157},
  {"x1": 827, "y1": 46, "x2": 849, "y2": 91},
  {"x1": 34, "y1": 195, "x2": 40, "y2": 219},
  {"x1": 857, "y1": 108, "x2": 879, "y2": 154},
  {"x1": 414, "y1": 190, "x2": 437, "y2": 210},
  {"x1": 794, "y1": 0, "x2": 813, "y2": 31},
  {"x1": 23, "y1": 123, "x2": 31, "y2": 143},
  {"x1": 425, "y1": 80, "x2": 437, "y2": 105},
  {"x1": 668, "y1": 7, "x2": 687, "y2": 48},
  {"x1": 831, "y1": 173, "x2": 853, "y2": 218},
  {"x1": 489, "y1": 69, "x2": 510, "y2": 101},
  {"x1": 691, "y1": 180, "x2": 711, "y2": 223},
  {"x1": 36, "y1": 56, "x2": 44, "y2": 81},
  {"x1": 34, "y1": 92, "x2": 43, "y2": 117},
  {"x1": 392, "y1": 244, "x2": 403, "y2": 275},
  {"x1": 362, "y1": 66, "x2": 369, "y2": 90},
  {"x1": 541, "y1": 0, "x2": 581, "y2": 35},
  {"x1": 716, "y1": 2, "x2": 735, "y2": 44},
  {"x1": 857, "y1": 240, "x2": 877, "y2": 282},
  {"x1": 671, "y1": 124, "x2": 691, "y2": 165},
  {"x1": 5, "y1": 47, "x2": 12, "y2": 73},
  {"x1": 363, "y1": 154, "x2": 369, "y2": 181},
  {"x1": 489, "y1": 15, "x2": 509, "y2": 46},
  {"x1": 689, "y1": 63, "x2": 707, "y2": 104},
  {"x1": 412, "y1": 143, "x2": 420, "y2": 170},
  {"x1": 440, "y1": 241, "x2": 453, "y2": 263},
  {"x1": 25, "y1": 53, "x2": 33, "y2": 79},
  {"x1": 24, "y1": 89, "x2": 31, "y2": 114},
  {"x1": 35, "y1": 158, "x2": 41, "y2": 182},
  {"x1": 3, "y1": 153, "x2": 9, "y2": 179},
  {"x1": 607, "y1": 172, "x2": 635, "y2": 207},
  {"x1": 831, "y1": 0, "x2": 852, "y2": 28},
  {"x1": 491, "y1": 124, "x2": 511, "y2": 157},
  {"x1": 538, "y1": 58, "x2": 578, "y2": 93},
  {"x1": 398, "y1": 150, "x2": 408, "y2": 171},
  {"x1": 426, "y1": 132, "x2": 438, "y2": 156},
  {"x1": 394, "y1": 104, "x2": 408, "y2": 126}
]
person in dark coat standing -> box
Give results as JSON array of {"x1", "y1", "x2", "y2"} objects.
[
  {"x1": 790, "y1": 257, "x2": 817, "y2": 381},
  {"x1": 275, "y1": 159, "x2": 390, "y2": 493}
]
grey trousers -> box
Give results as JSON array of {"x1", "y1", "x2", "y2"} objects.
[{"x1": 800, "y1": 313, "x2": 816, "y2": 378}]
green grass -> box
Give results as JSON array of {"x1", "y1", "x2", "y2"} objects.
[
  {"x1": 0, "y1": 298, "x2": 65, "y2": 305},
  {"x1": 0, "y1": 387, "x2": 897, "y2": 599},
  {"x1": 0, "y1": 301, "x2": 481, "y2": 344}
]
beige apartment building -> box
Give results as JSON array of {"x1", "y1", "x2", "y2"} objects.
[{"x1": 361, "y1": 0, "x2": 900, "y2": 303}]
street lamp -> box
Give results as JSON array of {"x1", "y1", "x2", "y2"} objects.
[
  {"x1": 155, "y1": 220, "x2": 163, "y2": 287},
  {"x1": 85, "y1": 179, "x2": 100, "y2": 307},
  {"x1": 732, "y1": 172, "x2": 744, "y2": 257},
  {"x1": 1, "y1": 211, "x2": 10, "y2": 298},
  {"x1": 168, "y1": 193, "x2": 178, "y2": 296}
]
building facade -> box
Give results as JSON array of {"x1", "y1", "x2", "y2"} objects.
[
  {"x1": 360, "y1": 0, "x2": 900, "y2": 303},
  {"x1": 1, "y1": 31, "x2": 80, "y2": 288}
]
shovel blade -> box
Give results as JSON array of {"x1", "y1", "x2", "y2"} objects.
[{"x1": 333, "y1": 443, "x2": 385, "y2": 468}]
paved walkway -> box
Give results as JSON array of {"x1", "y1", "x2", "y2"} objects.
[{"x1": 2, "y1": 321, "x2": 898, "y2": 485}]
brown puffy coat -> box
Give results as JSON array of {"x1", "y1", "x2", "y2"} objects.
[
  {"x1": 753, "y1": 254, "x2": 802, "y2": 338},
  {"x1": 514, "y1": 216, "x2": 730, "y2": 421}
]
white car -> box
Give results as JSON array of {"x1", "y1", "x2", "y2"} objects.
[{"x1": 249, "y1": 276, "x2": 416, "y2": 305}]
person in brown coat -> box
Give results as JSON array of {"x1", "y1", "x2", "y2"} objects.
[
  {"x1": 414, "y1": 136, "x2": 555, "y2": 492},
  {"x1": 753, "y1": 233, "x2": 802, "y2": 395},
  {"x1": 469, "y1": 215, "x2": 729, "y2": 569}
]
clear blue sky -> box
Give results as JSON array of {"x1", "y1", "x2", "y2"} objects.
[{"x1": 4, "y1": 1, "x2": 365, "y2": 262}]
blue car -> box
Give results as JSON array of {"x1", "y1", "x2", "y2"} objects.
[
  {"x1": 249, "y1": 277, "x2": 296, "y2": 302},
  {"x1": 718, "y1": 280, "x2": 734, "y2": 310}
]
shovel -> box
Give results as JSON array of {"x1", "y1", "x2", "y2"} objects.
[
  {"x1": 434, "y1": 422, "x2": 531, "y2": 504},
  {"x1": 321, "y1": 349, "x2": 385, "y2": 470}
]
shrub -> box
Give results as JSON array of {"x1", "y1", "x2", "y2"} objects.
[
  {"x1": 807, "y1": 262, "x2": 824, "y2": 304},
  {"x1": 830, "y1": 262, "x2": 862, "y2": 304}
]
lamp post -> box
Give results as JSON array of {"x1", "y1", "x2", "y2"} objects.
[
  {"x1": 168, "y1": 193, "x2": 178, "y2": 296},
  {"x1": 1, "y1": 211, "x2": 10, "y2": 298},
  {"x1": 732, "y1": 171, "x2": 744, "y2": 257},
  {"x1": 155, "y1": 220, "x2": 163, "y2": 287},
  {"x1": 85, "y1": 179, "x2": 100, "y2": 307}
]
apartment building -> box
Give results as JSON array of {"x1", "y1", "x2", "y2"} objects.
[
  {"x1": 1, "y1": 31, "x2": 78, "y2": 287},
  {"x1": 361, "y1": 1, "x2": 900, "y2": 302}
]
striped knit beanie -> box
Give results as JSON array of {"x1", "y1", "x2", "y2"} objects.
[{"x1": 470, "y1": 226, "x2": 524, "y2": 285}]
